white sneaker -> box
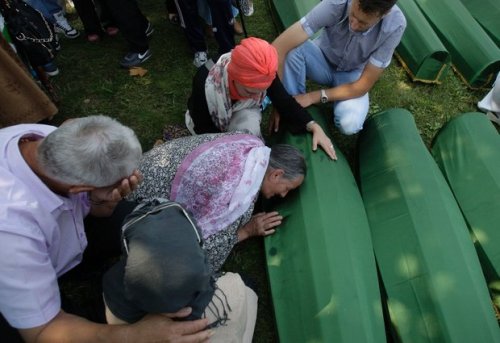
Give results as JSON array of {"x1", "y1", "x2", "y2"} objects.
[
  {"x1": 193, "y1": 51, "x2": 208, "y2": 68},
  {"x1": 53, "y1": 11, "x2": 80, "y2": 39},
  {"x1": 240, "y1": 0, "x2": 254, "y2": 16}
]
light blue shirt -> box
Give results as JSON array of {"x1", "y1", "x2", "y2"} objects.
[
  {"x1": 302, "y1": 0, "x2": 406, "y2": 71},
  {"x1": 0, "y1": 124, "x2": 90, "y2": 329}
]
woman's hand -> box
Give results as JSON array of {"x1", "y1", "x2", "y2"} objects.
[
  {"x1": 237, "y1": 212, "x2": 283, "y2": 241},
  {"x1": 268, "y1": 108, "x2": 281, "y2": 134},
  {"x1": 309, "y1": 123, "x2": 337, "y2": 160}
]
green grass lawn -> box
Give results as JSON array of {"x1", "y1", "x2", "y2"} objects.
[{"x1": 52, "y1": 0, "x2": 490, "y2": 341}]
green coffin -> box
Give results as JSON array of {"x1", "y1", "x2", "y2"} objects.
[
  {"x1": 460, "y1": 0, "x2": 500, "y2": 47},
  {"x1": 413, "y1": 0, "x2": 500, "y2": 88},
  {"x1": 265, "y1": 107, "x2": 385, "y2": 343},
  {"x1": 431, "y1": 113, "x2": 500, "y2": 306},
  {"x1": 270, "y1": 0, "x2": 318, "y2": 31},
  {"x1": 395, "y1": 0, "x2": 450, "y2": 83},
  {"x1": 358, "y1": 108, "x2": 500, "y2": 342}
]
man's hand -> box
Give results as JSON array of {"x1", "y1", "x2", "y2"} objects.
[
  {"x1": 268, "y1": 108, "x2": 281, "y2": 134},
  {"x1": 89, "y1": 170, "x2": 143, "y2": 216},
  {"x1": 309, "y1": 123, "x2": 337, "y2": 160},
  {"x1": 90, "y1": 169, "x2": 142, "y2": 203},
  {"x1": 20, "y1": 308, "x2": 212, "y2": 343},
  {"x1": 238, "y1": 212, "x2": 283, "y2": 241},
  {"x1": 130, "y1": 308, "x2": 213, "y2": 343}
]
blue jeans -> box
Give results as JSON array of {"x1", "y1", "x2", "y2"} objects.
[
  {"x1": 282, "y1": 39, "x2": 369, "y2": 135},
  {"x1": 25, "y1": 0, "x2": 62, "y2": 23}
]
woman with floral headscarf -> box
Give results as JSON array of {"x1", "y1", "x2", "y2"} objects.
[
  {"x1": 186, "y1": 37, "x2": 337, "y2": 160},
  {"x1": 129, "y1": 132, "x2": 306, "y2": 272}
]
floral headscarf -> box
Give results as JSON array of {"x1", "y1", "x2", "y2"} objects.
[
  {"x1": 205, "y1": 53, "x2": 263, "y2": 132},
  {"x1": 171, "y1": 134, "x2": 270, "y2": 238}
]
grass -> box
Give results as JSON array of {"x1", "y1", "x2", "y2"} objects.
[{"x1": 52, "y1": 0, "x2": 489, "y2": 341}]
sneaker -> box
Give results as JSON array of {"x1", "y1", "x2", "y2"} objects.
[
  {"x1": 145, "y1": 22, "x2": 154, "y2": 37},
  {"x1": 120, "y1": 49, "x2": 152, "y2": 68},
  {"x1": 53, "y1": 11, "x2": 80, "y2": 39},
  {"x1": 486, "y1": 111, "x2": 500, "y2": 125},
  {"x1": 240, "y1": 0, "x2": 254, "y2": 16},
  {"x1": 42, "y1": 62, "x2": 59, "y2": 76},
  {"x1": 193, "y1": 51, "x2": 208, "y2": 68},
  {"x1": 105, "y1": 26, "x2": 119, "y2": 36}
]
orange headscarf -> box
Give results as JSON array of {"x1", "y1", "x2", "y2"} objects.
[{"x1": 228, "y1": 37, "x2": 278, "y2": 93}]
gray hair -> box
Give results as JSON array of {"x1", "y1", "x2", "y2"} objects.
[
  {"x1": 268, "y1": 144, "x2": 307, "y2": 180},
  {"x1": 38, "y1": 115, "x2": 142, "y2": 187}
]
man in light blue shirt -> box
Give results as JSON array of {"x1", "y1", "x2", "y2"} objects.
[{"x1": 273, "y1": 0, "x2": 406, "y2": 134}]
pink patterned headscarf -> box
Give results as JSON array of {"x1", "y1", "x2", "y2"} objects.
[{"x1": 171, "y1": 134, "x2": 270, "y2": 239}]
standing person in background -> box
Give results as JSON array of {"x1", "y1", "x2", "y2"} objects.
[
  {"x1": 272, "y1": 0, "x2": 406, "y2": 135},
  {"x1": 175, "y1": 0, "x2": 235, "y2": 67},
  {"x1": 103, "y1": 0, "x2": 154, "y2": 68},
  {"x1": 25, "y1": 0, "x2": 153, "y2": 68}
]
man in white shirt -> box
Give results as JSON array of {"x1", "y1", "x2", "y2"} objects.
[{"x1": 272, "y1": 0, "x2": 406, "y2": 135}]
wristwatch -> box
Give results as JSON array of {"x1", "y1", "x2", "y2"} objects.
[{"x1": 320, "y1": 89, "x2": 329, "y2": 103}]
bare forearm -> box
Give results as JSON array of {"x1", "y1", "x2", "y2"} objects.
[
  {"x1": 21, "y1": 308, "x2": 211, "y2": 343},
  {"x1": 21, "y1": 312, "x2": 127, "y2": 343},
  {"x1": 326, "y1": 82, "x2": 369, "y2": 102},
  {"x1": 321, "y1": 64, "x2": 384, "y2": 103}
]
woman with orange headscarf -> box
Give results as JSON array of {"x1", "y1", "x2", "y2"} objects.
[{"x1": 186, "y1": 37, "x2": 337, "y2": 160}]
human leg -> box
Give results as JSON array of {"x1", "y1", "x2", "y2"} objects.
[
  {"x1": 176, "y1": 0, "x2": 207, "y2": 53},
  {"x1": 25, "y1": 0, "x2": 79, "y2": 38},
  {"x1": 331, "y1": 69, "x2": 369, "y2": 135},
  {"x1": 228, "y1": 108, "x2": 262, "y2": 136},
  {"x1": 72, "y1": 0, "x2": 103, "y2": 36},
  {"x1": 282, "y1": 40, "x2": 335, "y2": 95},
  {"x1": 24, "y1": 0, "x2": 61, "y2": 23},
  {"x1": 105, "y1": 0, "x2": 149, "y2": 52},
  {"x1": 95, "y1": 0, "x2": 119, "y2": 35},
  {"x1": 207, "y1": 0, "x2": 234, "y2": 54},
  {"x1": 176, "y1": 0, "x2": 208, "y2": 66},
  {"x1": 165, "y1": 0, "x2": 179, "y2": 23},
  {"x1": 104, "y1": 0, "x2": 150, "y2": 67}
]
